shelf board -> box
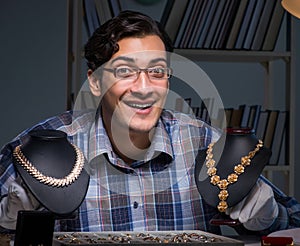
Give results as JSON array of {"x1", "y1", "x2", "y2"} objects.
[
  {"x1": 173, "y1": 49, "x2": 291, "y2": 63},
  {"x1": 263, "y1": 165, "x2": 290, "y2": 172}
]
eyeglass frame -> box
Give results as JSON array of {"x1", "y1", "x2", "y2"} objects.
[{"x1": 102, "y1": 67, "x2": 172, "y2": 81}]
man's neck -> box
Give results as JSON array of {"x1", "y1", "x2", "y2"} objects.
[{"x1": 103, "y1": 118, "x2": 153, "y2": 165}]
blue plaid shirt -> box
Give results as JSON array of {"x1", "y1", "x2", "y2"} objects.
[{"x1": 1, "y1": 110, "x2": 300, "y2": 234}]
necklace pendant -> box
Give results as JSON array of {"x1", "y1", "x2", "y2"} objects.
[
  {"x1": 218, "y1": 190, "x2": 229, "y2": 201},
  {"x1": 227, "y1": 173, "x2": 238, "y2": 183},
  {"x1": 217, "y1": 201, "x2": 228, "y2": 213},
  {"x1": 210, "y1": 175, "x2": 220, "y2": 185},
  {"x1": 217, "y1": 179, "x2": 229, "y2": 189},
  {"x1": 234, "y1": 164, "x2": 244, "y2": 175},
  {"x1": 207, "y1": 167, "x2": 217, "y2": 176},
  {"x1": 206, "y1": 153, "x2": 213, "y2": 160},
  {"x1": 205, "y1": 159, "x2": 215, "y2": 168},
  {"x1": 241, "y1": 156, "x2": 251, "y2": 166}
]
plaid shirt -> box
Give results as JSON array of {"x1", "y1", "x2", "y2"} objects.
[{"x1": 1, "y1": 110, "x2": 300, "y2": 234}]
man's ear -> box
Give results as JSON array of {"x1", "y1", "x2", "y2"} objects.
[{"x1": 87, "y1": 69, "x2": 101, "y2": 96}]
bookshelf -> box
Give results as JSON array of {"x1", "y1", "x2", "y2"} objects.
[
  {"x1": 173, "y1": 15, "x2": 295, "y2": 196},
  {"x1": 68, "y1": 0, "x2": 295, "y2": 196}
]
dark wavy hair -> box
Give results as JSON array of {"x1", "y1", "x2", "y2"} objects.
[{"x1": 84, "y1": 10, "x2": 174, "y2": 71}]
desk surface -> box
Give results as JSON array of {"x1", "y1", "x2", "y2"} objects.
[
  {"x1": 2, "y1": 229, "x2": 300, "y2": 246},
  {"x1": 229, "y1": 228, "x2": 300, "y2": 246}
]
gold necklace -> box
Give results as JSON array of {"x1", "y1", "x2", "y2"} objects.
[
  {"x1": 205, "y1": 139, "x2": 263, "y2": 212},
  {"x1": 13, "y1": 144, "x2": 85, "y2": 188}
]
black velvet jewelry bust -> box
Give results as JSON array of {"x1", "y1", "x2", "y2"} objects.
[
  {"x1": 13, "y1": 129, "x2": 90, "y2": 216},
  {"x1": 195, "y1": 127, "x2": 271, "y2": 210}
]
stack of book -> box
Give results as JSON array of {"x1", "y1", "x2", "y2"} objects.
[
  {"x1": 83, "y1": 0, "x2": 121, "y2": 35},
  {"x1": 175, "y1": 97, "x2": 215, "y2": 124},
  {"x1": 162, "y1": 0, "x2": 285, "y2": 51},
  {"x1": 224, "y1": 105, "x2": 288, "y2": 166},
  {"x1": 175, "y1": 99, "x2": 288, "y2": 166}
]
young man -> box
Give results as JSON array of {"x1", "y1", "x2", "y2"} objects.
[{"x1": 0, "y1": 10, "x2": 300, "y2": 235}]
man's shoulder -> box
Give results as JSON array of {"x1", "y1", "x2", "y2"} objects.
[
  {"x1": 160, "y1": 110, "x2": 221, "y2": 142},
  {"x1": 36, "y1": 110, "x2": 96, "y2": 129},
  {"x1": 161, "y1": 110, "x2": 207, "y2": 127}
]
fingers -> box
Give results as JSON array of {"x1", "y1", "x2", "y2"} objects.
[
  {"x1": 8, "y1": 180, "x2": 34, "y2": 210},
  {"x1": 226, "y1": 179, "x2": 279, "y2": 231}
]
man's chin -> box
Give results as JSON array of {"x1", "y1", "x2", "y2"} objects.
[
  {"x1": 129, "y1": 125, "x2": 153, "y2": 134},
  {"x1": 128, "y1": 121, "x2": 156, "y2": 134}
]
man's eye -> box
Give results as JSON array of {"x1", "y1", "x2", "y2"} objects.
[
  {"x1": 151, "y1": 68, "x2": 164, "y2": 73},
  {"x1": 148, "y1": 68, "x2": 166, "y2": 78},
  {"x1": 115, "y1": 67, "x2": 134, "y2": 76}
]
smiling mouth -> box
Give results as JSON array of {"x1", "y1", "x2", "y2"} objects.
[{"x1": 127, "y1": 102, "x2": 153, "y2": 110}]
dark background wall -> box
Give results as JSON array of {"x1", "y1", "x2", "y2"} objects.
[{"x1": 1, "y1": 0, "x2": 300, "y2": 200}]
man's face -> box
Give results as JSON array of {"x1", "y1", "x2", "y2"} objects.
[{"x1": 100, "y1": 35, "x2": 169, "y2": 134}]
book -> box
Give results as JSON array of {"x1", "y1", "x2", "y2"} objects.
[
  {"x1": 261, "y1": 0, "x2": 285, "y2": 51},
  {"x1": 175, "y1": 98, "x2": 183, "y2": 112},
  {"x1": 277, "y1": 130, "x2": 287, "y2": 165},
  {"x1": 223, "y1": 108, "x2": 234, "y2": 127},
  {"x1": 192, "y1": 107, "x2": 201, "y2": 118},
  {"x1": 250, "y1": 0, "x2": 276, "y2": 50},
  {"x1": 188, "y1": 0, "x2": 210, "y2": 48},
  {"x1": 173, "y1": 0, "x2": 196, "y2": 48},
  {"x1": 229, "y1": 108, "x2": 243, "y2": 127},
  {"x1": 247, "y1": 105, "x2": 262, "y2": 130},
  {"x1": 242, "y1": 0, "x2": 266, "y2": 50},
  {"x1": 164, "y1": 0, "x2": 189, "y2": 43},
  {"x1": 264, "y1": 110, "x2": 279, "y2": 149},
  {"x1": 189, "y1": 0, "x2": 212, "y2": 48},
  {"x1": 181, "y1": 0, "x2": 204, "y2": 48},
  {"x1": 94, "y1": 0, "x2": 113, "y2": 24},
  {"x1": 109, "y1": 0, "x2": 121, "y2": 16},
  {"x1": 215, "y1": 0, "x2": 240, "y2": 49},
  {"x1": 255, "y1": 110, "x2": 269, "y2": 140},
  {"x1": 206, "y1": 97, "x2": 215, "y2": 121},
  {"x1": 210, "y1": 0, "x2": 232, "y2": 49},
  {"x1": 200, "y1": 98, "x2": 214, "y2": 123},
  {"x1": 225, "y1": 0, "x2": 249, "y2": 49},
  {"x1": 196, "y1": 0, "x2": 219, "y2": 48},
  {"x1": 203, "y1": 0, "x2": 227, "y2": 49},
  {"x1": 182, "y1": 98, "x2": 192, "y2": 114},
  {"x1": 174, "y1": 97, "x2": 193, "y2": 114},
  {"x1": 239, "y1": 104, "x2": 251, "y2": 127},
  {"x1": 200, "y1": 107, "x2": 208, "y2": 122},
  {"x1": 160, "y1": 0, "x2": 175, "y2": 27},
  {"x1": 84, "y1": 0, "x2": 101, "y2": 35},
  {"x1": 234, "y1": 0, "x2": 258, "y2": 49},
  {"x1": 269, "y1": 111, "x2": 287, "y2": 165}
]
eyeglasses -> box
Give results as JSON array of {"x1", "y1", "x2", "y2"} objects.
[{"x1": 102, "y1": 67, "x2": 172, "y2": 81}]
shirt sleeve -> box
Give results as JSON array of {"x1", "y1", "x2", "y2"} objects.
[
  {"x1": 0, "y1": 141, "x2": 20, "y2": 197},
  {"x1": 259, "y1": 175, "x2": 300, "y2": 234}
]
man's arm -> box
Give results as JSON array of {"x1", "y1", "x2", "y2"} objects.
[{"x1": 226, "y1": 175, "x2": 300, "y2": 235}]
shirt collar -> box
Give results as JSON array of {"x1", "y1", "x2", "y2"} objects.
[{"x1": 87, "y1": 112, "x2": 174, "y2": 166}]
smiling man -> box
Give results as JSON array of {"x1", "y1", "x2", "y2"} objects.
[
  {"x1": 88, "y1": 36, "x2": 170, "y2": 163},
  {"x1": 1, "y1": 10, "x2": 300, "y2": 236}
]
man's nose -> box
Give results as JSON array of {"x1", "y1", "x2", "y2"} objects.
[{"x1": 132, "y1": 70, "x2": 152, "y2": 91}]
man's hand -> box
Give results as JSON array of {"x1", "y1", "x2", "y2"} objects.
[
  {"x1": 226, "y1": 179, "x2": 279, "y2": 231},
  {"x1": 0, "y1": 177, "x2": 39, "y2": 230}
]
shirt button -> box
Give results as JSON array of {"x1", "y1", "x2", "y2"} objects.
[{"x1": 133, "y1": 201, "x2": 138, "y2": 209}]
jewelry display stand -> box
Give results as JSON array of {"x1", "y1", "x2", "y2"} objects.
[
  {"x1": 195, "y1": 127, "x2": 271, "y2": 222},
  {"x1": 12, "y1": 129, "x2": 90, "y2": 215},
  {"x1": 14, "y1": 210, "x2": 55, "y2": 246}
]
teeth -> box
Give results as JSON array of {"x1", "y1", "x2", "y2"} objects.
[{"x1": 129, "y1": 103, "x2": 152, "y2": 109}]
